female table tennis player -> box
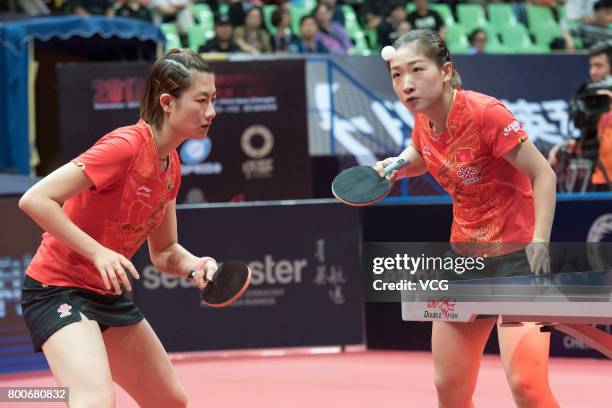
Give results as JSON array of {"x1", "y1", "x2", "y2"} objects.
[
  {"x1": 19, "y1": 48, "x2": 217, "y2": 407},
  {"x1": 375, "y1": 31, "x2": 559, "y2": 407}
]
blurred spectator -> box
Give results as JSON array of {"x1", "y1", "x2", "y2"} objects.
[
  {"x1": 234, "y1": 7, "x2": 273, "y2": 52},
  {"x1": 318, "y1": 0, "x2": 344, "y2": 25},
  {"x1": 115, "y1": 0, "x2": 154, "y2": 22},
  {"x1": 69, "y1": 0, "x2": 114, "y2": 16},
  {"x1": 43, "y1": 0, "x2": 67, "y2": 14},
  {"x1": 563, "y1": 0, "x2": 600, "y2": 26},
  {"x1": 572, "y1": 0, "x2": 612, "y2": 48},
  {"x1": 468, "y1": 28, "x2": 487, "y2": 54},
  {"x1": 406, "y1": 0, "x2": 445, "y2": 37},
  {"x1": 152, "y1": 0, "x2": 194, "y2": 38},
  {"x1": 228, "y1": 0, "x2": 263, "y2": 26},
  {"x1": 395, "y1": 19, "x2": 411, "y2": 38},
  {"x1": 361, "y1": 0, "x2": 406, "y2": 31},
  {"x1": 271, "y1": 7, "x2": 299, "y2": 51},
  {"x1": 378, "y1": 2, "x2": 409, "y2": 47},
  {"x1": 288, "y1": 14, "x2": 329, "y2": 52},
  {"x1": 313, "y1": 3, "x2": 351, "y2": 54},
  {"x1": 199, "y1": 14, "x2": 242, "y2": 52},
  {"x1": 206, "y1": 0, "x2": 219, "y2": 16},
  {"x1": 558, "y1": 0, "x2": 612, "y2": 50}
]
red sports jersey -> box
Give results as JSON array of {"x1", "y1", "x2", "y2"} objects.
[
  {"x1": 408, "y1": 89, "x2": 535, "y2": 249},
  {"x1": 27, "y1": 120, "x2": 181, "y2": 293}
]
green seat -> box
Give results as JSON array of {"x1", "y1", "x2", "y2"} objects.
[
  {"x1": 430, "y1": 3, "x2": 455, "y2": 26},
  {"x1": 487, "y1": 3, "x2": 518, "y2": 31},
  {"x1": 557, "y1": 4, "x2": 565, "y2": 22},
  {"x1": 219, "y1": 3, "x2": 229, "y2": 16},
  {"x1": 187, "y1": 24, "x2": 208, "y2": 51},
  {"x1": 526, "y1": 4, "x2": 557, "y2": 30},
  {"x1": 573, "y1": 36, "x2": 584, "y2": 49},
  {"x1": 161, "y1": 23, "x2": 182, "y2": 51},
  {"x1": 342, "y1": 5, "x2": 362, "y2": 37},
  {"x1": 485, "y1": 42, "x2": 512, "y2": 54},
  {"x1": 350, "y1": 30, "x2": 371, "y2": 55},
  {"x1": 291, "y1": 5, "x2": 310, "y2": 35},
  {"x1": 481, "y1": 23, "x2": 512, "y2": 53},
  {"x1": 482, "y1": 25, "x2": 498, "y2": 41},
  {"x1": 304, "y1": 0, "x2": 316, "y2": 10},
  {"x1": 263, "y1": 4, "x2": 277, "y2": 33},
  {"x1": 365, "y1": 29, "x2": 379, "y2": 51},
  {"x1": 192, "y1": 4, "x2": 213, "y2": 27},
  {"x1": 445, "y1": 25, "x2": 470, "y2": 54},
  {"x1": 531, "y1": 24, "x2": 562, "y2": 50},
  {"x1": 499, "y1": 24, "x2": 547, "y2": 53},
  {"x1": 457, "y1": 4, "x2": 488, "y2": 33}
]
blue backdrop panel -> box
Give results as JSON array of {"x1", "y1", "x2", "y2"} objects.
[
  {"x1": 0, "y1": 197, "x2": 46, "y2": 374},
  {"x1": 132, "y1": 201, "x2": 364, "y2": 352}
]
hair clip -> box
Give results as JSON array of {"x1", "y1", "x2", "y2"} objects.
[
  {"x1": 165, "y1": 59, "x2": 189, "y2": 76},
  {"x1": 381, "y1": 46, "x2": 397, "y2": 62}
]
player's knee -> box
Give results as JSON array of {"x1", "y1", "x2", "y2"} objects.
[
  {"x1": 507, "y1": 373, "x2": 547, "y2": 406},
  {"x1": 434, "y1": 374, "x2": 473, "y2": 405}
]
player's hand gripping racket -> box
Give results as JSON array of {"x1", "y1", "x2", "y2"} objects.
[
  {"x1": 332, "y1": 159, "x2": 410, "y2": 206},
  {"x1": 187, "y1": 261, "x2": 251, "y2": 308}
]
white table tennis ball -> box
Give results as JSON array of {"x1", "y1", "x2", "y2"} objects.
[{"x1": 381, "y1": 46, "x2": 396, "y2": 61}]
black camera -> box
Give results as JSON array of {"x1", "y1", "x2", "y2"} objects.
[
  {"x1": 567, "y1": 77, "x2": 612, "y2": 161},
  {"x1": 569, "y1": 76, "x2": 612, "y2": 128}
]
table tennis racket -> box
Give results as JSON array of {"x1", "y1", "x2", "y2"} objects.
[
  {"x1": 188, "y1": 261, "x2": 251, "y2": 308},
  {"x1": 331, "y1": 158, "x2": 410, "y2": 206}
]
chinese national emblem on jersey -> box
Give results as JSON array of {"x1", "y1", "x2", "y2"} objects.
[
  {"x1": 455, "y1": 148, "x2": 472, "y2": 163},
  {"x1": 57, "y1": 303, "x2": 73, "y2": 318}
]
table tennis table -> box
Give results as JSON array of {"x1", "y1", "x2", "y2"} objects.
[{"x1": 401, "y1": 270, "x2": 612, "y2": 358}]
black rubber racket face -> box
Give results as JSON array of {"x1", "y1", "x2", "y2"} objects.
[
  {"x1": 331, "y1": 166, "x2": 391, "y2": 206},
  {"x1": 201, "y1": 261, "x2": 251, "y2": 308}
]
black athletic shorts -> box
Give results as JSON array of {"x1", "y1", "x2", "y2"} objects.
[{"x1": 21, "y1": 275, "x2": 144, "y2": 352}]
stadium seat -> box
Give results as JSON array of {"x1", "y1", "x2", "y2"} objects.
[
  {"x1": 263, "y1": 4, "x2": 277, "y2": 33},
  {"x1": 430, "y1": 3, "x2": 455, "y2": 26},
  {"x1": 445, "y1": 25, "x2": 470, "y2": 54},
  {"x1": 365, "y1": 29, "x2": 379, "y2": 51},
  {"x1": 531, "y1": 24, "x2": 562, "y2": 50},
  {"x1": 487, "y1": 3, "x2": 518, "y2": 31},
  {"x1": 526, "y1": 4, "x2": 557, "y2": 30},
  {"x1": 482, "y1": 25, "x2": 511, "y2": 54},
  {"x1": 457, "y1": 4, "x2": 488, "y2": 33},
  {"x1": 350, "y1": 30, "x2": 371, "y2": 55},
  {"x1": 192, "y1": 4, "x2": 213, "y2": 27},
  {"x1": 342, "y1": 5, "x2": 362, "y2": 38},
  {"x1": 291, "y1": 5, "x2": 310, "y2": 35},
  {"x1": 161, "y1": 23, "x2": 182, "y2": 51},
  {"x1": 499, "y1": 24, "x2": 548, "y2": 53},
  {"x1": 187, "y1": 25, "x2": 210, "y2": 51}
]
